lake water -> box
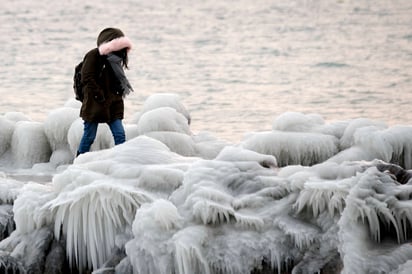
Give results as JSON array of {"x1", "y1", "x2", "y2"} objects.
[{"x1": 1, "y1": 0, "x2": 412, "y2": 141}]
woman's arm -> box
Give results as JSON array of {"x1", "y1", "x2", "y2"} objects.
[{"x1": 81, "y1": 49, "x2": 105, "y2": 103}]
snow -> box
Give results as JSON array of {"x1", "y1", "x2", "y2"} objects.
[{"x1": 1, "y1": 94, "x2": 412, "y2": 273}]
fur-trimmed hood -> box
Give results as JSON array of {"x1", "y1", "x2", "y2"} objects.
[{"x1": 98, "y1": 36, "x2": 132, "y2": 55}]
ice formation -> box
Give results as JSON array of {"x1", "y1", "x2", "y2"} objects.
[{"x1": 0, "y1": 94, "x2": 412, "y2": 273}]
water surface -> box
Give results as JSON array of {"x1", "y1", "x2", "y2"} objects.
[{"x1": 1, "y1": 0, "x2": 412, "y2": 141}]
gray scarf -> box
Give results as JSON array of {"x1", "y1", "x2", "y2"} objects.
[{"x1": 106, "y1": 53, "x2": 134, "y2": 97}]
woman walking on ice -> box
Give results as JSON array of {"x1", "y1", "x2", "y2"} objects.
[{"x1": 77, "y1": 27, "x2": 133, "y2": 156}]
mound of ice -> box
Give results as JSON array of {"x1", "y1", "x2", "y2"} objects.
[
  {"x1": 132, "y1": 93, "x2": 191, "y2": 125},
  {"x1": 242, "y1": 130, "x2": 339, "y2": 166},
  {"x1": 137, "y1": 107, "x2": 191, "y2": 135},
  {"x1": 44, "y1": 107, "x2": 79, "y2": 166},
  {"x1": 134, "y1": 94, "x2": 227, "y2": 159},
  {"x1": 1, "y1": 99, "x2": 412, "y2": 274},
  {"x1": 272, "y1": 111, "x2": 325, "y2": 132},
  {"x1": 0, "y1": 116, "x2": 15, "y2": 157},
  {"x1": 11, "y1": 121, "x2": 51, "y2": 168}
]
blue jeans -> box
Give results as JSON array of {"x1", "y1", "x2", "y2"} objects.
[{"x1": 77, "y1": 119, "x2": 125, "y2": 155}]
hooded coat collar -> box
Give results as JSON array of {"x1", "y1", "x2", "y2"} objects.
[{"x1": 98, "y1": 36, "x2": 132, "y2": 55}]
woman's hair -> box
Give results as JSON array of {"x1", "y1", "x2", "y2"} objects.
[
  {"x1": 97, "y1": 28, "x2": 124, "y2": 47},
  {"x1": 97, "y1": 27, "x2": 132, "y2": 69},
  {"x1": 114, "y1": 48, "x2": 129, "y2": 69}
]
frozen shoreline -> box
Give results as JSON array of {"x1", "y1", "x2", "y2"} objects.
[{"x1": 1, "y1": 94, "x2": 412, "y2": 273}]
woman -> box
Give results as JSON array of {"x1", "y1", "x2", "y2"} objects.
[{"x1": 77, "y1": 27, "x2": 133, "y2": 156}]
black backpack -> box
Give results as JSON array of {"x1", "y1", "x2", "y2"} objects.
[
  {"x1": 73, "y1": 61, "x2": 84, "y2": 102},
  {"x1": 73, "y1": 55, "x2": 109, "y2": 102}
]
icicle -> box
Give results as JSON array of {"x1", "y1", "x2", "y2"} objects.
[{"x1": 173, "y1": 226, "x2": 210, "y2": 274}]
